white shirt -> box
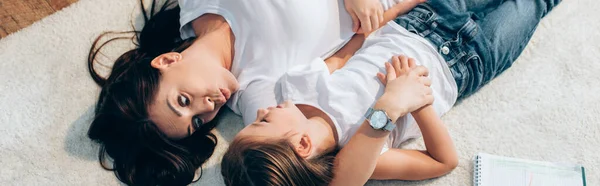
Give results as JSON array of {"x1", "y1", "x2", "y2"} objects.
[
  {"x1": 275, "y1": 22, "x2": 458, "y2": 151},
  {"x1": 178, "y1": 0, "x2": 403, "y2": 125}
]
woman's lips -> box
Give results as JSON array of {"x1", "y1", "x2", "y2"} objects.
[{"x1": 220, "y1": 88, "x2": 231, "y2": 100}]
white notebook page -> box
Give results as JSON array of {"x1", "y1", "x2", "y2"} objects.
[{"x1": 478, "y1": 153, "x2": 584, "y2": 186}]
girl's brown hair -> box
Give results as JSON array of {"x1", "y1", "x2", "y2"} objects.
[
  {"x1": 87, "y1": 0, "x2": 219, "y2": 185},
  {"x1": 221, "y1": 137, "x2": 337, "y2": 186}
]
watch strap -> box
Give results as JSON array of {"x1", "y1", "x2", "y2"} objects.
[
  {"x1": 383, "y1": 120, "x2": 396, "y2": 131},
  {"x1": 364, "y1": 107, "x2": 375, "y2": 118}
]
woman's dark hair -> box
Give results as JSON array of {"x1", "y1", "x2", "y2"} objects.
[
  {"x1": 221, "y1": 137, "x2": 337, "y2": 186},
  {"x1": 87, "y1": 0, "x2": 219, "y2": 185}
]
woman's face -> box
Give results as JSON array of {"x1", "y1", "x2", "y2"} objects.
[
  {"x1": 236, "y1": 101, "x2": 308, "y2": 140},
  {"x1": 148, "y1": 52, "x2": 239, "y2": 139}
]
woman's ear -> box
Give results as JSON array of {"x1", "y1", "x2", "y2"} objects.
[
  {"x1": 294, "y1": 134, "x2": 312, "y2": 159},
  {"x1": 150, "y1": 52, "x2": 183, "y2": 70}
]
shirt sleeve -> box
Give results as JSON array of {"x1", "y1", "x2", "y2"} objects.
[
  {"x1": 178, "y1": 0, "x2": 210, "y2": 39},
  {"x1": 276, "y1": 57, "x2": 329, "y2": 104}
]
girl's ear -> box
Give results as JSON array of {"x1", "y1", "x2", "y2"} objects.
[
  {"x1": 294, "y1": 134, "x2": 312, "y2": 159},
  {"x1": 151, "y1": 52, "x2": 182, "y2": 70}
]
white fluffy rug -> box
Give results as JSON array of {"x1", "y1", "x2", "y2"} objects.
[{"x1": 0, "y1": 0, "x2": 597, "y2": 185}]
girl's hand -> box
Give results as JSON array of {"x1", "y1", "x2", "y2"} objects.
[
  {"x1": 374, "y1": 55, "x2": 433, "y2": 122},
  {"x1": 344, "y1": 0, "x2": 384, "y2": 34}
]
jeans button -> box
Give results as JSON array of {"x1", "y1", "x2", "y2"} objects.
[{"x1": 441, "y1": 46, "x2": 450, "y2": 55}]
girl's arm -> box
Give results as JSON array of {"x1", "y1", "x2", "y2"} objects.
[
  {"x1": 330, "y1": 56, "x2": 434, "y2": 186},
  {"x1": 324, "y1": 34, "x2": 365, "y2": 73},
  {"x1": 370, "y1": 105, "x2": 458, "y2": 180},
  {"x1": 329, "y1": 114, "x2": 393, "y2": 186},
  {"x1": 371, "y1": 57, "x2": 457, "y2": 180}
]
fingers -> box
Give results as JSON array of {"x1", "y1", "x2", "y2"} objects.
[
  {"x1": 424, "y1": 86, "x2": 432, "y2": 95},
  {"x1": 348, "y1": 0, "x2": 385, "y2": 34},
  {"x1": 361, "y1": 14, "x2": 373, "y2": 34},
  {"x1": 408, "y1": 57, "x2": 416, "y2": 68},
  {"x1": 391, "y1": 56, "x2": 402, "y2": 75},
  {"x1": 399, "y1": 55, "x2": 409, "y2": 70},
  {"x1": 385, "y1": 62, "x2": 397, "y2": 82},
  {"x1": 370, "y1": 13, "x2": 379, "y2": 33},
  {"x1": 424, "y1": 94, "x2": 434, "y2": 105},
  {"x1": 373, "y1": 2, "x2": 383, "y2": 32},
  {"x1": 350, "y1": 12, "x2": 360, "y2": 33},
  {"x1": 356, "y1": 27, "x2": 364, "y2": 34},
  {"x1": 391, "y1": 55, "x2": 412, "y2": 68},
  {"x1": 391, "y1": 55, "x2": 417, "y2": 76},
  {"x1": 419, "y1": 76, "x2": 432, "y2": 86},
  {"x1": 411, "y1": 65, "x2": 429, "y2": 77},
  {"x1": 377, "y1": 72, "x2": 386, "y2": 84},
  {"x1": 378, "y1": 8, "x2": 384, "y2": 28},
  {"x1": 390, "y1": 55, "x2": 425, "y2": 79},
  {"x1": 421, "y1": 87, "x2": 434, "y2": 106}
]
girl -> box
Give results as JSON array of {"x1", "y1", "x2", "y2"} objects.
[
  {"x1": 86, "y1": 0, "x2": 420, "y2": 185},
  {"x1": 221, "y1": 0, "x2": 561, "y2": 185}
]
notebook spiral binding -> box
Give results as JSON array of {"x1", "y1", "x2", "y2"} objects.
[{"x1": 474, "y1": 155, "x2": 482, "y2": 186}]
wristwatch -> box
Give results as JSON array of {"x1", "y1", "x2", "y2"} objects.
[{"x1": 364, "y1": 107, "x2": 395, "y2": 131}]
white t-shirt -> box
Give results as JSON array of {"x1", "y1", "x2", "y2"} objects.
[
  {"x1": 275, "y1": 22, "x2": 458, "y2": 152},
  {"x1": 178, "y1": 0, "x2": 403, "y2": 125}
]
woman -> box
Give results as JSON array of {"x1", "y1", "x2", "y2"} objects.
[
  {"x1": 220, "y1": 0, "x2": 562, "y2": 185},
  {"x1": 86, "y1": 0, "x2": 421, "y2": 185}
]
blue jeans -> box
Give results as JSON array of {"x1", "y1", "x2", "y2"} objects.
[{"x1": 395, "y1": 0, "x2": 561, "y2": 99}]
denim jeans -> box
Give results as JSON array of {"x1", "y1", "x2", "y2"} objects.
[{"x1": 395, "y1": 0, "x2": 561, "y2": 99}]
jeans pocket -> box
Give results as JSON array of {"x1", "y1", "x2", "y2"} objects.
[
  {"x1": 451, "y1": 59, "x2": 469, "y2": 97},
  {"x1": 457, "y1": 53, "x2": 485, "y2": 98}
]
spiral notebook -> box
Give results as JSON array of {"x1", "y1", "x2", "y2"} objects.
[{"x1": 473, "y1": 153, "x2": 586, "y2": 186}]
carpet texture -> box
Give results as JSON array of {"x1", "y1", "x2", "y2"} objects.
[{"x1": 0, "y1": 0, "x2": 598, "y2": 185}]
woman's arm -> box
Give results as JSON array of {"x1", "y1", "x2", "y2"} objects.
[
  {"x1": 370, "y1": 105, "x2": 458, "y2": 180},
  {"x1": 324, "y1": 0, "x2": 425, "y2": 73},
  {"x1": 329, "y1": 56, "x2": 433, "y2": 186}
]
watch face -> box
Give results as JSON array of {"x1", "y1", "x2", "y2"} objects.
[{"x1": 370, "y1": 111, "x2": 388, "y2": 129}]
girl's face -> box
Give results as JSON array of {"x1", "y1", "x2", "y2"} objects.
[
  {"x1": 148, "y1": 52, "x2": 239, "y2": 139},
  {"x1": 236, "y1": 101, "x2": 309, "y2": 140}
]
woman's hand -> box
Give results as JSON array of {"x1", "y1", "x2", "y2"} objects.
[
  {"x1": 344, "y1": 0, "x2": 384, "y2": 34},
  {"x1": 374, "y1": 55, "x2": 433, "y2": 122}
]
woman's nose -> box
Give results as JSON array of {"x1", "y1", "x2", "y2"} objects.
[{"x1": 203, "y1": 96, "x2": 215, "y2": 111}]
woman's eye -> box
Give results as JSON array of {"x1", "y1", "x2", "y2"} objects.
[
  {"x1": 178, "y1": 95, "x2": 190, "y2": 107},
  {"x1": 192, "y1": 116, "x2": 203, "y2": 129}
]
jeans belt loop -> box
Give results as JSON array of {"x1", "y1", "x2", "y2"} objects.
[{"x1": 457, "y1": 19, "x2": 478, "y2": 42}]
